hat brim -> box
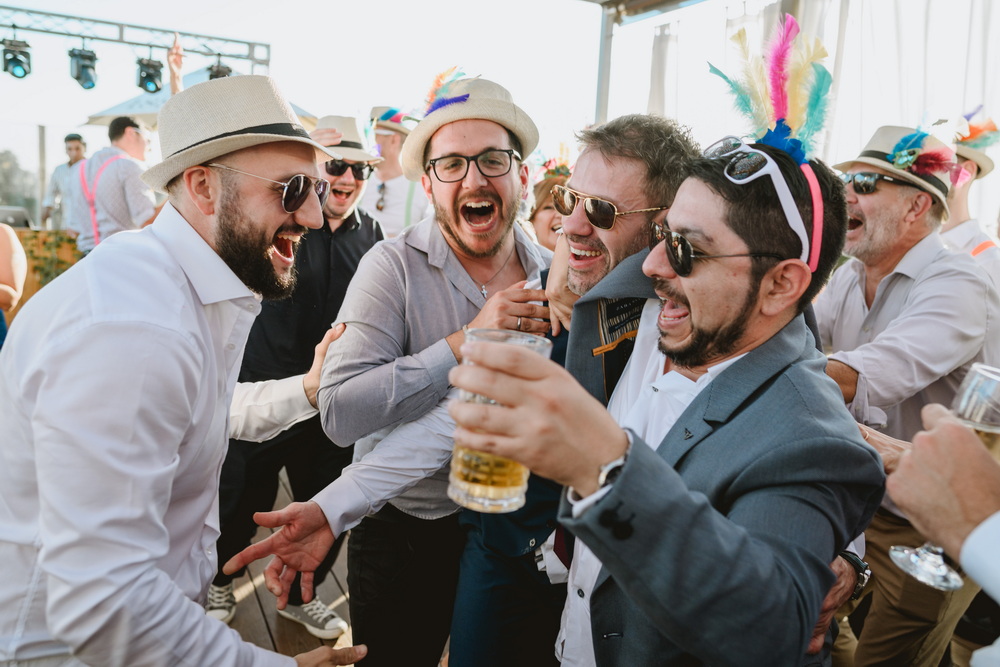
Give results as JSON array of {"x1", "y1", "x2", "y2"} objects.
[
  {"x1": 834, "y1": 156, "x2": 951, "y2": 218},
  {"x1": 142, "y1": 133, "x2": 342, "y2": 193},
  {"x1": 330, "y1": 145, "x2": 384, "y2": 164},
  {"x1": 955, "y1": 145, "x2": 994, "y2": 180},
  {"x1": 375, "y1": 120, "x2": 410, "y2": 137},
  {"x1": 400, "y1": 100, "x2": 538, "y2": 181}
]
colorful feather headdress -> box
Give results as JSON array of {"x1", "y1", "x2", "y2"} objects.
[
  {"x1": 885, "y1": 128, "x2": 967, "y2": 187},
  {"x1": 709, "y1": 13, "x2": 831, "y2": 164},
  {"x1": 422, "y1": 66, "x2": 472, "y2": 117},
  {"x1": 957, "y1": 105, "x2": 1000, "y2": 151},
  {"x1": 708, "y1": 13, "x2": 830, "y2": 271}
]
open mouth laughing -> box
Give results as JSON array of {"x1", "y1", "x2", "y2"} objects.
[{"x1": 270, "y1": 226, "x2": 307, "y2": 266}]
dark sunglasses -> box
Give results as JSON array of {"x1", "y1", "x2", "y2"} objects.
[
  {"x1": 650, "y1": 221, "x2": 784, "y2": 277},
  {"x1": 325, "y1": 159, "x2": 376, "y2": 181},
  {"x1": 551, "y1": 184, "x2": 667, "y2": 231},
  {"x1": 839, "y1": 171, "x2": 918, "y2": 195},
  {"x1": 207, "y1": 163, "x2": 329, "y2": 213}
]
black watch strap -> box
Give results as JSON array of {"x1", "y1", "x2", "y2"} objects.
[{"x1": 839, "y1": 550, "x2": 871, "y2": 600}]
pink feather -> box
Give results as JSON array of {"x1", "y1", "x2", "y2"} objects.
[{"x1": 766, "y1": 14, "x2": 800, "y2": 122}]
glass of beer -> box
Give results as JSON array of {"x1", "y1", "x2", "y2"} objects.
[
  {"x1": 448, "y1": 328, "x2": 553, "y2": 513},
  {"x1": 890, "y1": 363, "x2": 1000, "y2": 590}
]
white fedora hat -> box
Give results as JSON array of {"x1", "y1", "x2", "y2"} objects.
[
  {"x1": 400, "y1": 77, "x2": 538, "y2": 182},
  {"x1": 143, "y1": 75, "x2": 341, "y2": 192},
  {"x1": 315, "y1": 115, "x2": 383, "y2": 163},
  {"x1": 370, "y1": 106, "x2": 415, "y2": 137}
]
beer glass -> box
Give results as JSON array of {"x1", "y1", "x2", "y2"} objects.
[
  {"x1": 890, "y1": 363, "x2": 1000, "y2": 590},
  {"x1": 448, "y1": 328, "x2": 552, "y2": 513}
]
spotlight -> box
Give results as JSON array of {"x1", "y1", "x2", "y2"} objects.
[
  {"x1": 208, "y1": 55, "x2": 231, "y2": 80},
  {"x1": 69, "y1": 48, "x2": 97, "y2": 89},
  {"x1": 136, "y1": 57, "x2": 163, "y2": 93},
  {"x1": 2, "y1": 38, "x2": 30, "y2": 79}
]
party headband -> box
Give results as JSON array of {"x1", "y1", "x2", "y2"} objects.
[{"x1": 708, "y1": 13, "x2": 829, "y2": 271}]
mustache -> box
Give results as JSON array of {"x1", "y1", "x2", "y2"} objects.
[
  {"x1": 652, "y1": 277, "x2": 687, "y2": 306},
  {"x1": 275, "y1": 224, "x2": 310, "y2": 237}
]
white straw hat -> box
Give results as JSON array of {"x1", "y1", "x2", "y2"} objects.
[
  {"x1": 315, "y1": 115, "x2": 383, "y2": 163},
  {"x1": 400, "y1": 77, "x2": 538, "y2": 182},
  {"x1": 143, "y1": 75, "x2": 341, "y2": 192}
]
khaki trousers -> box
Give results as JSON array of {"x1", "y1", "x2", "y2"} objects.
[{"x1": 833, "y1": 510, "x2": 981, "y2": 667}]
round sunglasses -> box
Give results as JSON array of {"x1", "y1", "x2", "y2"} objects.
[
  {"x1": 325, "y1": 159, "x2": 376, "y2": 181},
  {"x1": 551, "y1": 184, "x2": 667, "y2": 231},
  {"x1": 650, "y1": 221, "x2": 783, "y2": 277},
  {"x1": 839, "y1": 171, "x2": 919, "y2": 195},
  {"x1": 207, "y1": 163, "x2": 329, "y2": 213}
]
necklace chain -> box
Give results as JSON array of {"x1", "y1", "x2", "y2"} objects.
[{"x1": 478, "y1": 242, "x2": 516, "y2": 299}]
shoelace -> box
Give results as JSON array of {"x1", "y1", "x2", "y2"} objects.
[
  {"x1": 299, "y1": 599, "x2": 335, "y2": 624},
  {"x1": 206, "y1": 585, "x2": 234, "y2": 609}
]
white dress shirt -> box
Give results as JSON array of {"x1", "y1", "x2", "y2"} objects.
[
  {"x1": 941, "y1": 218, "x2": 1000, "y2": 287},
  {"x1": 0, "y1": 204, "x2": 295, "y2": 666},
  {"x1": 963, "y1": 510, "x2": 1000, "y2": 666},
  {"x1": 556, "y1": 299, "x2": 743, "y2": 667}
]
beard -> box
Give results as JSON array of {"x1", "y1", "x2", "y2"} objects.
[
  {"x1": 652, "y1": 276, "x2": 759, "y2": 369},
  {"x1": 844, "y1": 206, "x2": 900, "y2": 264},
  {"x1": 433, "y1": 185, "x2": 520, "y2": 259},
  {"x1": 566, "y1": 226, "x2": 650, "y2": 297},
  {"x1": 215, "y1": 187, "x2": 303, "y2": 300}
]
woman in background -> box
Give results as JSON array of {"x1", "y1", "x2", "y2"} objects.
[
  {"x1": 528, "y1": 163, "x2": 570, "y2": 251},
  {"x1": 0, "y1": 223, "x2": 27, "y2": 350}
]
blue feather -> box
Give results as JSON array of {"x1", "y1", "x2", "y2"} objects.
[
  {"x1": 892, "y1": 131, "x2": 928, "y2": 156},
  {"x1": 708, "y1": 62, "x2": 754, "y2": 121},
  {"x1": 796, "y1": 64, "x2": 832, "y2": 154},
  {"x1": 761, "y1": 119, "x2": 806, "y2": 164},
  {"x1": 426, "y1": 94, "x2": 470, "y2": 115}
]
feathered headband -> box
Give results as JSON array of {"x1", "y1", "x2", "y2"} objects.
[{"x1": 708, "y1": 13, "x2": 829, "y2": 272}]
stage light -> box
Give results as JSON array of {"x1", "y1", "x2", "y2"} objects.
[
  {"x1": 69, "y1": 48, "x2": 97, "y2": 89},
  {"x1": 208, "y1": 55, "x2": 231, "y2": 80},
  {"x1": 2, "y1": 39, "x2": 30, "y2": 79},
  {"x1": 136, "y1": 57, "x2": 162, "y2": 93}
]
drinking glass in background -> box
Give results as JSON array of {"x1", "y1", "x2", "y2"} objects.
[
  {"x1": 448, "y1": 328, "x2": 553, "y2": 513},
  {"x1": 889, "y1": 362, "x2": 1000, "y2": 590}
]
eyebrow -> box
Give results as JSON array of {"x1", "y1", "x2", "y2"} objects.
[{"x1": 667, "y1": 221, "x2": 714, "y2": 247}]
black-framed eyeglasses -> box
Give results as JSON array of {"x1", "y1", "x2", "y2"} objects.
[
  {"x1": 839, "y1": 171, "x2": 918, "y2": 195},
  {"x1": 426, "y1": 149, "x2": 521, "y2": 183},
  {"x1": 650, "y1": 221, "x2": 784, "y2": 277},
  {"x1": 207, "y1": 163, "x2": 329, "y2": 213},
  {"x1": 551, "y1": 184, "x2": 668, "y2": 231},
  {"x1": 325, "y1": 159, "x2": 376, "y2": 181}
]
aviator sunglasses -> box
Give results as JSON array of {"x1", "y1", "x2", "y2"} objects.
[
  {"x1": 650, "y1": 221, "x2": 783, "y2": 277},
  {"x1": 551, "y1": 184, "x2": 668, "y2": 231},
  {"x1": 325, "y1": 159, "x2": 376, "y2": 181},
  {"x1": 702, "y1": 136, "x2": 824, "y2": 271},
  {"x1": 839, "y1": 171, "x2": 918, "y2": 195},
  {"x1": 207, "y1": 163, "x2": 329, "y2": 213}
]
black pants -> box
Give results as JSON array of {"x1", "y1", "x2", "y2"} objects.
[
  {"x1": 347, "y1": 504, "x2": 465, "y2": 667},
  {"x1": 213, "y1": 416, "x2": 354, "y2": 605}
]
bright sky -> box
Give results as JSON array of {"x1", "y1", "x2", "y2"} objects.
[{"x1": 0, "y1": 0, "x2": 607, "y2": 178}]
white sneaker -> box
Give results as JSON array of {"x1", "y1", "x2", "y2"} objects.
[
  {"x1": 277, "y1": 598, "x2": 348, "y2": 639},
  {"x1": 205, "y1": 582, "x2": 236, "y2": 625}
]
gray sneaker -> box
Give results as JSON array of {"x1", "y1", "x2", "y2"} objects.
[
  {"x1": 205, "y1": 582, "x2": 236, "y2": 625},
  {"x1": 277, "y1": 598, "x2": 348, "y2": 639}
]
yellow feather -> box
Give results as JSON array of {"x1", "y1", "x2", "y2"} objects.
[
  {"x1": 732, "y1": 28, "x2": 773, "y2": 132},
  {"x1": 787, "y1": 37, "x2": 827, "y2": 132}
]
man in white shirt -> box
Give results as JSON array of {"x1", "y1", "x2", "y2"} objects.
[
  {"x1": 361, "y1": 106, "x2": 431, "y2": 236},
  {"x1": 0, "y1": 75, "x2": 364, "y2": 666},
  {"x1": 40, "y1": 133, "x2": 86, "y2": 230},
  {"x1": 816, "y1": 126, "x2": 1000, "y2": 667},
  {"x1": 888, "y1": 403, "x2": 1000, "y2": 667},
  {"x1": 448, "y1": 141, "x2": 885, "y2": 665},
  {"x1": 941, "y1": 116, "x2": 1000, "y2": 283}
]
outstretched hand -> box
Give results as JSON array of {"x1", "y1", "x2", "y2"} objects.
[
  {"x1": 222, "y1": 501, "x2": 335, "y2": 609},
  {"x1": 545, "y1": 234, "x2": 577, "y2": 336},
  {"x1": 294, "y1": 644, "x2": 368, "y2": 666},
  {"x1": 304, "y1": 323, "x2": 346, "y2": 408}
]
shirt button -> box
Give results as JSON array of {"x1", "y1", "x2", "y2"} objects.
[
  {"x1": 529, "y1": 538, "x2": 536, "y2": 547},
  {"x1": 226, "y1": 343, "x2": 235, "y2": 350},
  {"x1": 245, "y1": 304, "x2": 255, "y2": 312},
  {"x1": 577, "y1": 588, "x2": 585, "y2": 598}
]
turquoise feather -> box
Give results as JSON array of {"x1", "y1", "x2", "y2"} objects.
[
  {"x1": 796, "y1": 64, "x2": 832, "y2": 154},
  {"x1": 708, "y1": 62, "x2": 754, "y2": 121}
]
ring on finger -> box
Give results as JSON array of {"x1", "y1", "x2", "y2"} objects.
[{"x1": 516, "y1": 316, "x2": 522, "y2": 331}]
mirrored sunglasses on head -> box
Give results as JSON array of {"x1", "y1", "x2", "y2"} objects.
[
  {"x1": 207, "y1": 163, "x2": 329, "y2": 213},
  {"x1": 325, "y1": 159, "x2": 376, "y2": 181},
  {"x1": 551, "y1": 184, "x2": 667, "y2": 231}
]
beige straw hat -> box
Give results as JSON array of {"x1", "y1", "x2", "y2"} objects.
[
  {"x1": 954, "y1": 144, "x2": 994, "y2": 180},
  {"x1": 370, "y1": 106, "x2": 414, "y2": 137},
  {"x1": 835, "y1": 125, "x2": 954, "y2": 217},
  {"x1": 315, "y1": 115, "x2": 383, "y2": 164},
  {"x1": 143, "y1": 75, "x2": 341, "y2": 192},
  {"x1": 400, "y1": 77, "x2": 538, "y2": 182}
]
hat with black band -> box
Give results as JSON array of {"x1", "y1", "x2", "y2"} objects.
[
  {"x1": 314, "y1": 115, "x2": 382, "y2": 164},
  {"x1": 143, "y1": 75, "x2": 342, "y2": 192},
  {"x1": 834, "y1": 125, "x2": 955, "y2": 218}
]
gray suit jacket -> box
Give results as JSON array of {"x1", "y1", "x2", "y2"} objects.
[{"x1": 560, "y1": 257, "x2": 885, "y2": 666}]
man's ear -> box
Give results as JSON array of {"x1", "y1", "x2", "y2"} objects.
[
  {"x1": 759, "y1": 259, "x2": 811, "y2": 317},
  {"x1": 903, "y1": 190, "x2": 934, "y2": 223},
  {"x1": 183, "y1": 165, "x2": 218, "y2": 216}
]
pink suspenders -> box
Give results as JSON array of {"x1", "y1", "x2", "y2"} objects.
[{"x1": 78, "y1": 155, "x2": 126, "y2": 246}]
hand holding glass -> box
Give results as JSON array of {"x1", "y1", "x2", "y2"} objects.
[
  {"x1": 889, "y1": 363, "x2": 1000, "y2": 590},
  {"x1": 448, "y1": 328, "x2": 552, "y2": 513}
]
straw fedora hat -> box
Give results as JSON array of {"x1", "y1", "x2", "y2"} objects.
[
  {"x1": 370, "y1": 106, "x2": 414, "y2": 137},
  {"x1": 955, "y1": 144, "x2": 994, "y2": 180},
  {"x1": 835, "y1": 125, "x2": 954, "y2": 217},
  {"x1": 143, "y1": 75, "x2": 341, "y2": 192},
  {"x1": 400, "y1": 77, "x2": 538, "y2": 181},
  {"x1": 315, "y1": 115, "x2": 383, "y2": 164}
]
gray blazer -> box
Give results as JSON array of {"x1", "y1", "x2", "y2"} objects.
[{"x1": 560, "y1": 256, "x2": 885, "y2": 666}]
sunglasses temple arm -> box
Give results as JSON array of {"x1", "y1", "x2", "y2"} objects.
[{"x1": 800, "y1": 163, "x2": 823, "y2": 273}]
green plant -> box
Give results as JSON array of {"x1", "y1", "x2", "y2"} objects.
[{"x1": 23, "y1": 231, "x2": 81, "y2": 286}]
